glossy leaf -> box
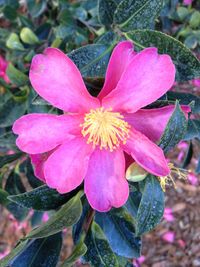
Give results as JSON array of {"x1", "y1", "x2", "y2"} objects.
[
  {"x1": 9, "y1": 184, "x2": 81, "y2": 211},
  {"x1": 159, "y1": 101, "x2": 187, "y2": 153},
  {"x1": 136, "y1": 174, "x2": 164, "y2": 236},
  {"x1": 0, "y1": 240, "x2": 28, "y2": 267},
  {"x1": 95, "y1": 207, "x2": 141, "y2": 258},
  {"x1": 7, "y1": 233, "x2": 62, "y2": 267},
  {"x1": 184, "y1": 119, "x2": 200, "y2": 141},
  {"x1": 5, "y1": 170, "x2": 29, "y2": 221},
  {"x1": 0, "y1": 188, "x2": 9, "y2": 205},
  {"x1": 83, "y1": 221, "x2": 119, "y2": 267},
  {"x1": 0, "y1": 152, "x2": 22, "y2": 169},
  {"x1": 114, "y1": 0, "x2": 163, "y2": 31},
  {"x1": 182, "y1": 141, "x2": 193, "y2": 168},
  {"x1": 27, "y1": 0, "x2": 47, "y2": 18},
  {"x1": 98, "y1": 0, "x2": 120, "y2": 26},
  {"x1": 125, "y1": 190, "x2": 142, "y2": 218},
  {"x1": 125, "y1": 30, "x2": 200, "y2": 81},
  {"x1": 0, "y1": 97, "x2": 27, "y2": 127},
  {"x1": 61, "y1": 239, "x2": 87, "y2": 267},
  {"x1": 167, "y1": 91, "x2": 200, "y2": 114},
  {"x1": 25, "y1": 191, "x2": 83, "y2": 239},
  {"x1": 68, "y1": 42, "x2": 117, "y2": 78},
  {"x1": 6, "y1": 63, "x2": 29, "y2": 86}
]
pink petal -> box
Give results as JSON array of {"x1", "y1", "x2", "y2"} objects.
[
  {"x1": 102, "y1": 48, "x2": 175, "y2": 113},
  {"x1": 162, "y1": 231, "x2": 175, "y2": 243},
  {"x1": 124, "y1": 105, "x2": 190, "y2": 142},
  {"x1": 84, "y1": 148, "x2": 129, "y2": 212},
  {"x1": 98, "y1": 41, "x2": 136, "y2": 100},
  {"x1": 30, "y1": 152, "x2": 54, "y2": 182},
  {"x1": 192, "y1": 79, "x2": 200, "y2": 87},
  {"x1": 187, "y1": 173, "x2": 199, "y2": 186},
  {"x1": 164, "y1": 208, "x2": 175, "y2": 222},
  {"x1": 123, "y1": 128, "x2": 170, "y2": 176},
  {"x1": 44, "y1": 137, "x2": 93, "y2": 193},
  {"x1": 183, "y1": 0, "x2": 193, "y2": 5},
  {"x1": 13, "y1": 113, "x2": 83, "y2": 154},
  {"x1": 30, "y1": 48, "x2": 99, "y2": 112},
  {"x1": 0, "y1": 55, "x2": 10, "y2": 83}
]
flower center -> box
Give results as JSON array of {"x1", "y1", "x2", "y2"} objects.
[{"x1": 81, "y1": 107, "x2": 130, "y2": 151}]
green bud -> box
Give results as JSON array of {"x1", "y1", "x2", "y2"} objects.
[{"x1": 20, "y1": 27, "x2": 39, "y2": 45}]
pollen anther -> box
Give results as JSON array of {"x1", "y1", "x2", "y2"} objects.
[
  {"x1": 158, "y1": 163, "x2": 188, "y2": 192},
  {"x1": 80, "y1": 107, "x2": 130, "y2": 151}
]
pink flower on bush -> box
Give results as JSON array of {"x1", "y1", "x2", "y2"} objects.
[
  {"x1": 183, "y1": 0, "x2": 193, "y2": 5},
  {"x1": 0, "y1": 55, "x2": 10, "y2": 83},
  {"x1": 12, "y1": 41, "x2": 190, "y2": 212},
  {"x1": 192, "y1": 79, "x2": 200, "y2": 87}
]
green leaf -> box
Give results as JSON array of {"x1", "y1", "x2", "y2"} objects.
[
  {"x1": 19, "y1": 158, "x2": 43, "y2": 189},
  {"x1": 68, "y1": 42, "x2": 117, "y2": 78},
  {"x1": 8, "y1": 184, "x2": 81, "y2": 211},
  {"x1": 61, "y1": 239, "x2": 87, "y2": 267},
  {"x1": 98, "y1": 0, "x2": 120, "y2": 26},
  {"x1": 159, "y1": 101, "x2": 187, "y2": 153},
  {"x1": 184, "y1": 35, "x2": 198, "y2": 49},
  {"x1": 177, "y1": 6, "x2": 189, "y2": 21},
  {"x1": 125, "y1": 190, "x2": 142, "y2": 218},
  {"x1": 95, "y1": 207, "x2": 141, "y2": 258},
  {"x1": 184, "y1": 119, "x2": 200, "y2": 140},
  {"x1": 20, "y1": 27, "x2": 39, "y2": 45},
  {"x1": 0, "y1": 188, "x2": 9, "y2": 205},
  {"x1": 6, "y1": 33, "x2": 25, "y2": 51},
  {"x1": 182, "y1": 141, "x2": 193, "y2": 168},
  {"x1": 0, "y1": 97, "x2": 27, "y2": 127},
  {"x1": 25, "y1": 191, "x2": 83, "y2": 239},
  {"x1": 190, "y1": 11, "x2": 200, "y2": 28},
  {"x1": 0, "y1": 152, "x2": 22, "y2": 169},
  {"x1": 6, "y1": 63, "x2": 29, "y2": 86},
  {"x1": 167, "y1": 91, "x2": 200, "y2": 114},
  {"x1": 84, "y1": 221, "x2": 119, "y2": 267},
  {"x1": 5, "y1": 170, "x2": 29, "y2": 221},
  {"x1": 125, "y1": 30, "x2": 200, "y2": 81},
  {"x1": 0, "y1": 131, "x2": 17, "y2": 150},
  {"x1": 6, "y1": 233, "x2": 62, "y2": 267},
  {"x1": 114, "y1": 0, "x2": 163, "y2": 31},
  {"x1": 136, "y1": 174, "x2": 164, "y2": 236},
  {"x1": 0, "y1": 240, "x2": 28, "y2": 267},
  {"x1": 3, "y1": 5, "x2": 17, "y2": 21},
  {"x1": 196, "y1": 155, "x2": 200, "y2": 174},
  {"x1": 27, "y1": 0, "x2": 47, "y2": 18}
]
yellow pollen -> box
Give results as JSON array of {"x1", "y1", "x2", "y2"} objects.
[
  {"x1": 158, "y1": 163, "x2": 188, "y2": 192},
  {"x1": 80, "y1": 107, "x2": 130, "y2": 151}
]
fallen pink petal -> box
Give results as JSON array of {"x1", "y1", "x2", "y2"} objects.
[
  {"x1": 187, "y1": 172, "x2": 199, "y2": 186},
  {"x1": 162, "y1": 231, "x2": 175, "y2": 243},
  {"x1": 164, "y1": 207, "x2": 175, "y2": 222}
]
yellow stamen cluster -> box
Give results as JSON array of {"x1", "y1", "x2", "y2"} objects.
[
  {"x1": 158, "y1": 163, "x2": 188, "y2": 192},
  {"x1": 81, "y1": 107, "x2": 130, "y2": 151}
]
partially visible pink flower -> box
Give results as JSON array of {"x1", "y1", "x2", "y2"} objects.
[
  {"x1": 183, "y1": 0, "x2": 193, "y2": 5},
  {"x1": 192, "y1": 79, "x2": 200, "y2": 87},
  {"x1": 162, "y1": 231, "x2": 175, "y2": 243},
  {"x1": 0, "y1": 249, "x2": 10, "y2": 260},
  {"x1": 177, "y1": 141, "x2": 188, "y2": 150},
  {"x1": 12, "y1": 41, "x2": 190, "y2": 212},
  {"x1": 42, "y1": 212, "x2": 49, "y2": 222},
  {"x1": 177, "y1": 239, "x2": 186, "y2": 248},
  {"x1": 133, "y1": 255, "x2": 146, "y2": 267},
  {"x1": 164, "y1": 207, "x2": 175, "y2": 222},
  {"x1": 187, "y1": 172, "x2": 199, "y2": 186},
  {"x1": 0, "y1": 55, "x2": 10, "y2": 83}
]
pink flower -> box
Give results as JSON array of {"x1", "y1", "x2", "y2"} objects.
[
  {"x1": 187, "y1": 172, "x2": 199, "y2": 186},
  {"x1": 12, "y1": 41, "x2": 190, "y2": 212},
  {"x1": 42, "y1": 212, "x2": 49, "y2": 222},
  {"x1": 162, "y1": 231, "x2": 175, "y2": 243},
  {"x1": 133, "y1": 255, "x2": 146, "y2": 267},
  {"x1": 183, "y1": 0, "x2": 193, "y2": 5},
  {"x1": 164, "y1": 207, "x2": 175, "y2": 222},
  {"x1": 192, "y1": 79, "x2": 200, "y2": 87},
  {"x1": 0, "y1": 55, "x2": 10, "y2": 83}
]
